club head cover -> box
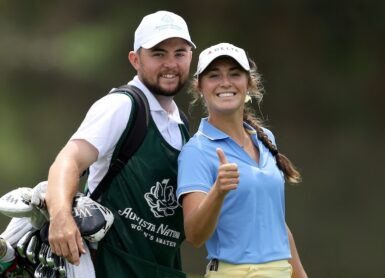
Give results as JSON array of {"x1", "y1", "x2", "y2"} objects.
[
  {"x1": 30, "y1": 181, "x2": 48, "y2": 210},
  {"x1": 29, "y1": 181, "x2": 50, "y2": 229},
  {"x1": 1, "y1": 217, "x2": 36, "y2": 247},
  {"x1": 0, "y1": 188, "x2": 33, "y2": 218},
  {"x1": 71, "y1": 193, "x2": 114, "y2": 242},
  {"x1": 33, "y1": 183, "x2": 114, "y2": 243}
]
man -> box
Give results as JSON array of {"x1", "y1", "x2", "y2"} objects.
[{"x1": 45, "y1": 10, "x2": 195, "y2": 277}]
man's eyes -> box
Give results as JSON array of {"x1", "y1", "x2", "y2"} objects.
[
  {"x1": 208, "y1": 73, "x2": 219, "y2": 78},
  {"x1": 152, "y1": 52, "x2": 186, "y2": 57}
]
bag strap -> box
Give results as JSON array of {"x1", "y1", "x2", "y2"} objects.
[
  {"x1": 179, "y1": 109, "x2": 189, "y2": 132},
  {"x1": 90, "y1": 85, "x2": 149, "y2": 200}
]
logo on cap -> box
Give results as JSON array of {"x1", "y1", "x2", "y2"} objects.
[
  {"x1": 134, "y1": 11, "x2": 195, "y2": 52},
  {"x1": 162, "y1": 15, "x2": 174, "y2": 23},
  {"x1": 155, "y1": 15, "x2": 183, "y2": 32},
  {"x1": 195, "y1": 42, "x2": 250, "y2": 76},
  {"x1": 212, "y1": 45, "x2": 240, "y2": 53}
]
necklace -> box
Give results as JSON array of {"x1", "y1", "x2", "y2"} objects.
[{"x1": 240, "y1": 131, "x2": 249, "y2": 149}]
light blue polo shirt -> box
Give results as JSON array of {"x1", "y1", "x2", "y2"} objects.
[{"x1": 177, "y1": 118, "x2": 291, "y2": 264}]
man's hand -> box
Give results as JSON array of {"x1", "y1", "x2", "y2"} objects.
[
  {"x1": 48, "y1": 209, "x2": 85, "y2": 265},
  {"x1": 214, "y1": 148, "x2": 239, "y2": 195}
]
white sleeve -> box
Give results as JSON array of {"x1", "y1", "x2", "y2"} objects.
[{"x1": 70, "y1": 93, "x2": 133, "y2": 159}]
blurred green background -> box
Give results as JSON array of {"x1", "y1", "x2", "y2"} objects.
[{"x1": 1, "y1": 1, "x2": 384, "y2": 277}]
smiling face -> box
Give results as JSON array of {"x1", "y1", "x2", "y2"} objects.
[
  {"x1": 199, "y1": 57, "x2": 250, "y2": 117},
  {"x1": 129, "y1": 38, "x2": 192, "y2": 97}
]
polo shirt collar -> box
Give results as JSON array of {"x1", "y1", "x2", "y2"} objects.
[
  {"x1": 128, "y1": 76, "x2": 163, "y2": 112},
  {"x1": 128, "y1": 76, "x2": 182, "y2": 123},
  {"x1": 198, "y1": 118, "x2": 257, "y2": 141}
]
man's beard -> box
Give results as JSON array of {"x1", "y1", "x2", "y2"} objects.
[{"x1": 142, "y1": 78, "x2": 186, "y2": 97}]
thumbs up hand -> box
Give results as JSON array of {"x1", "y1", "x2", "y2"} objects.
[{"x1": 214, "y1": 148, "x2": 239, "y2": 196}]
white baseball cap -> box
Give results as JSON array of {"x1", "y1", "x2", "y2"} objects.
[
  {"x1": 196, "y1": 42, "x2": 250, "y2": 76},
  {"x1": 134, "y1": 11, "x2": 196, "y2": 52}
]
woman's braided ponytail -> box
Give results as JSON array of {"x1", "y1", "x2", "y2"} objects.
[{"x1": 244, "y1": 112, "x2": 301, "y2": 184}]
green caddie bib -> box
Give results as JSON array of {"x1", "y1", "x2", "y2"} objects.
[{"x1": 95, "y1": 117, "x2": 189, "y2": 278}]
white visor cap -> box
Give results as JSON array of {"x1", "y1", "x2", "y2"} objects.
[
  {"x1": 134, "y1": 11, "x2": 196, "y2": 52},
  {"x1": 196, "y1": 42, "x2": 250, "y2": 76}
]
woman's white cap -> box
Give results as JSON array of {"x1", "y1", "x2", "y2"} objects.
[
  {"x1": 134, "y1": 11, "x2": 196, "y2": 52},
  {"x1": 196, "y1": 42, "x2": 250, "y2": 76}
]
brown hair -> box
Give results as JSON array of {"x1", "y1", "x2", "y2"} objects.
[{"x1": 189, "y1": 56, "x2": 301, "y2": 184}]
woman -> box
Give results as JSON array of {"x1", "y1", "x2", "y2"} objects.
[{"x1": 177, "y1": 43, "x2": 307, "y2": 277}]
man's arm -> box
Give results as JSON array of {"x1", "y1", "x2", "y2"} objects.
[
  {"x1": 45, "y1": 139, "x2": 98, "y2": 265},
  {"x1": 287, "y1": 224, "x2": 308, "y2": 278}
]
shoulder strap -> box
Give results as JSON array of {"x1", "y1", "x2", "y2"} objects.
[
  {"x1": 90, "y1": 85, "x2": 150, "y2": 200},
  {"x1": 179, "y1": 109, "x2": 189, "y2": 132}
]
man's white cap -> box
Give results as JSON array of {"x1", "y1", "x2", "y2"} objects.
[
  {"x1": 134, "y1": 11, "x2": 196, "y2": 52},
  {"x1": 196, "y1": 42, "x2": 250, "y2": 76}
]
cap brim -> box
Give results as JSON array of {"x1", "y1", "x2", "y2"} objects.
[
  {"x1": 195, "y1": 54, "x2": 250, "y2": 76},
  {"x1": 141, "y1": 32, "x2": 196, "y2": 50}
]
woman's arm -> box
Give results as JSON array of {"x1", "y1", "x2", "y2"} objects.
[
  {"x1": 182, "y1": 148, "x2": 239, "y2": 247},
  {"x1": 287, "y1": 224, "x2": 308, "y2": 278}
]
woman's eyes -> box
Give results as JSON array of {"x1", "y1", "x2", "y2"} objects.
[
  {"x1": 207, "y1": 72, "x2": 241, "y2": 78},
  {"x1": 230, "y1": 72, "x2": 241, "y2": 77}
]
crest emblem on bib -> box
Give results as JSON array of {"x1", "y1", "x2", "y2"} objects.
[{"x1": 144, "y1": 179, "x2": 178, "y2": 218}]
